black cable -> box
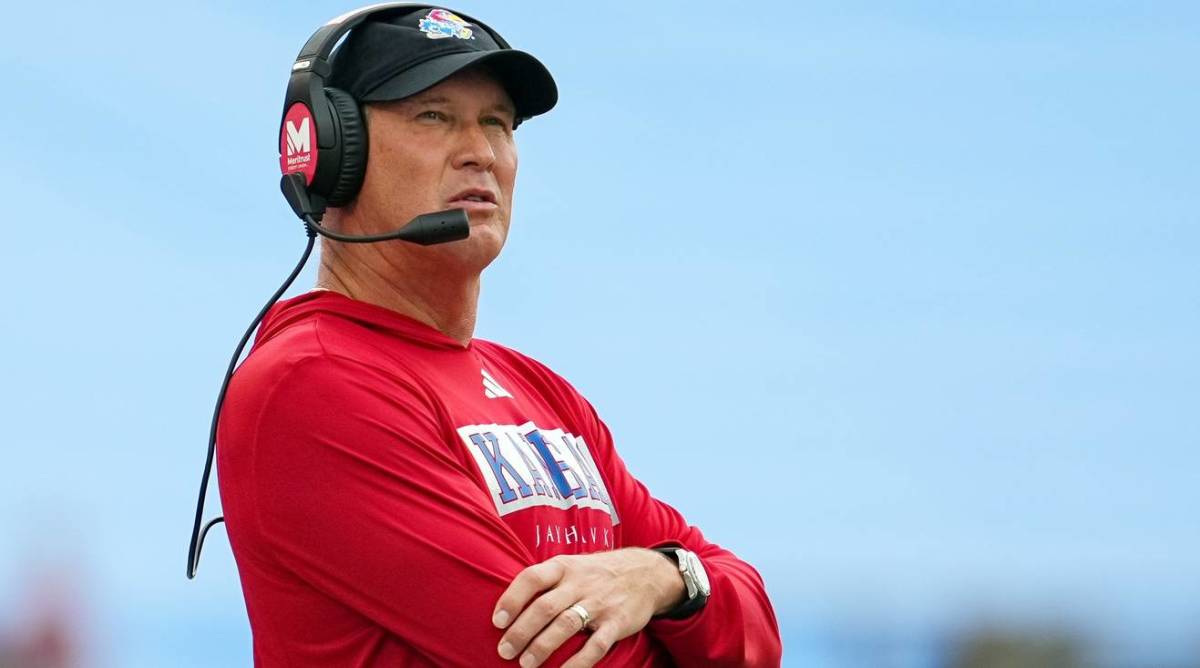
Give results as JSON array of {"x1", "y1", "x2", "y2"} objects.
[
  {"x1": 187, "y1": 221, "x2": 318, "y2": 579},
  {"x1": 304, "y1": 217, "x2": 411, "y2": 243}
]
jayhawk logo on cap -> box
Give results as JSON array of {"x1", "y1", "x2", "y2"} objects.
[{"x1": 418, "y1": 8, "x2": 475, "y2": 40}]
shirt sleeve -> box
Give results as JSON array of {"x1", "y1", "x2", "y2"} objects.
[
  {"x1": 234, "y1": 354, "x2": 659, "y2": 667},
  {"x1": 577, "y1": 396, "x2": 784, "y2": 667}
]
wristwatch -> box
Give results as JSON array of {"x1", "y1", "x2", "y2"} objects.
[{"x1": 651, "y1": 547, "x2": 711, "y2": 620}]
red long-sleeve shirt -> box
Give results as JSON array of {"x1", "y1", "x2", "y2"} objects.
[{"x1": 216, "y1": 289, "x2": 781, "y2": 666}]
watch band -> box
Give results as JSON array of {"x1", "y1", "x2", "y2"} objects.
[{"x1": 651, "y1": 547, "x2": 710, "y2": 620}]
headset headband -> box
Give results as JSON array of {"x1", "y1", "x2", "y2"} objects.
[{"x1": 290, "y1": 3, "x2": 511, "y2": 79}]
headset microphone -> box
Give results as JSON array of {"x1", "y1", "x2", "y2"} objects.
[{"x1": 280, "y1": 172, "x2": 470, "y2": 245}]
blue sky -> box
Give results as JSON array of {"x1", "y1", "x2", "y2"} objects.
[{"x1": 2, "y1": 1, "x2": 1198, "y2": 666}]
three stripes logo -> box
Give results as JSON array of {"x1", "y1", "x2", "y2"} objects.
[{"x1": 482, "y1": 369, "x2": 512, "y2": 399}]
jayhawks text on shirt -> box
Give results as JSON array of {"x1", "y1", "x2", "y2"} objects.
[{"x1": 457, "y1": 422, "x2": 619, "y2": 524}]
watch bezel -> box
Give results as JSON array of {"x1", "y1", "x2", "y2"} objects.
[
  {"x1": 683, "y1": 550, "x2": 711, "y2": 597},
  {"x1": 674, "y1": 548, "x2": 699, "y2": 599},
  {"x1": 651, "y1": 546, "x2": 711, "y2": 620}
]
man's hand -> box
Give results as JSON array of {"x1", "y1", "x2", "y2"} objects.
[{"x1": 492, "y1": 547, "x2": 686, "y2": 668}]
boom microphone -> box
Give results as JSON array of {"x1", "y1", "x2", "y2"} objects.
[
  {"x1": 280, "y1": 172, "x2": 471, "y2": 245},
  {"x1": 308, "y1": 209, "x2": 471, "y2": 245}
]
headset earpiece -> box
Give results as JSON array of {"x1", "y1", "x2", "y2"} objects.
[{"x1": 319, "y1": 88, "x2": 368, "y2": 207}]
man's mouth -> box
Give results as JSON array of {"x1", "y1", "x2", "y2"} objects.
[{"x1": 448, "y1": 188, "x2": 498, "y2": 211}]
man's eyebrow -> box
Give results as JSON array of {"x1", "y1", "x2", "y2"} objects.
[
  {"x1": 406, "y1": 95, "x2": 516, "y2": 116},
  {"x1": 486, "y1": 101, "x2": 517, "y2": 117},
  {"x1": 409, "y1": 95, "x2": 452, "y2": 105}
]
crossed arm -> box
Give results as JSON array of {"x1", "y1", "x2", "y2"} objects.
[{"x1": 245, "y1": 355, "x2": 781, "y2": 666}]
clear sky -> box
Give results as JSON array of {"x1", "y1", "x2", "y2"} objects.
[{"x1": 1, "y1": 1, "x2": 1197, "y2": 666}]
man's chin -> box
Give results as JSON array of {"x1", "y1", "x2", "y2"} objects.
[
  {"x1": 419, "y1": 234, "x2": 505, "y2": 274},
  {"x1": 464, "y1": 218, "x2": 508, "y2": 248}
]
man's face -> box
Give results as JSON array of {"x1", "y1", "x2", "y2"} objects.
[{"x1": 343, "y1": 67, "x2": 518, "y2": 273}]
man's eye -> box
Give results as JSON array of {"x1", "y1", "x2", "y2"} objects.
[
  {"x1": 483, "y1": 116, "x2": 512, "y2": 131},
  {"x1": 418, "y1": 110, "x2": 446, "y2": 121}
]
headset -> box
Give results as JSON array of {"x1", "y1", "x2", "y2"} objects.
[
  {"x1": 279, "y1": 2, "x2": 515, "y2": 221},
  {"x1": 186, "y1": 3, "x2": 510, "y2": 579}
]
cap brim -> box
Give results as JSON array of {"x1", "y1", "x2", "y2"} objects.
[{"x1": 358, "y1": 50, "x2": 558, "y2": 121}]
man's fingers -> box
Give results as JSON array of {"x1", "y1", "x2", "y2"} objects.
[
  {"x1": 493, "y1": 558, "x2": 567, "y2": 629},
  {"x1": 560, "y1": 624, "x2": 616, "y2": 668},
  {"x1": 496, "y1": 587, "x2": 576, "y2": 661},
  {"x1": 512, "y1": 601, "x2": 593, "y2": 667}
]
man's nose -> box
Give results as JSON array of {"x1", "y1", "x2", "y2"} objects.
[{"x1": 451, "y1": 123, "x2": 497, "y2": 171}]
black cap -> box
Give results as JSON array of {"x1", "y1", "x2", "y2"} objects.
[{"x1": 328, "y1": 7, "x2": 557, "y2": 124}]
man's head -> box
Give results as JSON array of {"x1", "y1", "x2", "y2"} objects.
[{"x1": 320, "y1": 6, "x2": 556, "y2": 276}]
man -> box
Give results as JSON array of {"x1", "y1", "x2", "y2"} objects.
[{"x1": 217, "y1": 6, "x2": 782, "y2": 667}]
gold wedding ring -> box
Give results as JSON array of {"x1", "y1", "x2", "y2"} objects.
[{"x1": 566, "y1": 603, "x2": 592, "y2": 631}]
